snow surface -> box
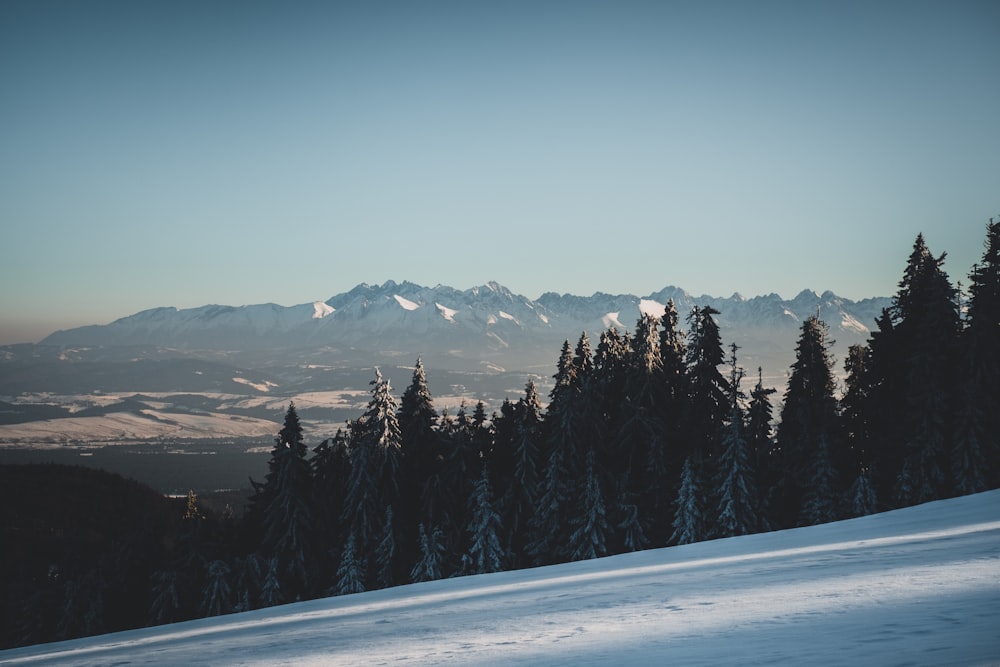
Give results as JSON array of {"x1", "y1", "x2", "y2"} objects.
[
  {"x1": 436, "y1": 303, "x2": 459, "y2": 323},
  {"x1": 3, "y1": 491, "x2": 998, "y2": 666},
  {"x1": 0, "y1": 410, "x2": 279, "y2": 443},
  {"x1": 394, "y1": 294, "x2": 421, "y2": 311},
  {"x1": 638, "y1": 298, "x2": 666, "y2": 319},
  {"x1": 601, "y1": 311, "x2": 625, "y2": 329},
  {"x1": 311, "y1": 302, "x2": 334, "y2": 319}
]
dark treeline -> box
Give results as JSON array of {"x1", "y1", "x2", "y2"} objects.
[{"x1": 5, "y1": 223, "x2": 999, "y2": 648}]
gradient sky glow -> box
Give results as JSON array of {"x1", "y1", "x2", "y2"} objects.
[{"x1": 2, "y1": 1, "x2": 998, "y2": 344}]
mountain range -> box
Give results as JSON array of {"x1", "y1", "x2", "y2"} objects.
[
  {"x1": 0, "y1": 281, "x2": 890, "y2": 445},
  {"x1": 39, "y1": 280, "x2": 890, "y2": 375}
]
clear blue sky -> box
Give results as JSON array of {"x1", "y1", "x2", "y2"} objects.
[{"x1": 2, "y1": 1, "x2": 998, "y2": 344}]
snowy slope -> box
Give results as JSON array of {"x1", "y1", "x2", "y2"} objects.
[{"x1": 3, "y1": 491, "x2": 998, "y2": 666}]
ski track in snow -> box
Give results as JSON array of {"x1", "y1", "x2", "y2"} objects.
[{"x1": 2, "y1": 492, "x2": 999, "y2": 666}]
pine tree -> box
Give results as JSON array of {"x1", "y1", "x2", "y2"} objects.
[
  {"x1": 566, "y1": 448, "x2": 610, "y2": 561},
  {"x1": 892, "y1": 235, "x2": 960, "y2": 505},
  {"x1": 715, "y1": 345, "x2": 759, "y2": 537},
  {"x1": 527, "y1": 339, "x2": 583, "y2": 565},
  {"x1": 953, "y1": 219, "x2": 1000, "y2": 491},
  {"x1": 333, "y1": 531, "x2": 365, "y2": 596},
  {"x1": 397, "y1": 358, "x2": 441, "y2": 574},
  {"x1": 774, "y1": 316, "x2": 843, "y2": 528},
  {"x1": 147, "y1": 570, "x2": 181, "y2": 626},
  {"x1": 746, "y1": 367, "x2": 776, "y2": 529},
  {"x1": 309, "y1": 429, "x2": 350, "y2": 593},
  {"x1": 800, "y1": 432, "x2": 838, "y2": 526},
  {"x1": 259, "y1": 403, "x2": 314, "y2": 601},
  {"x1": 259, "y1": 556, "x2": 284, "y2": 608},
  {"x1": 232, "y1": 553, "x2": 266, "y2": 613},
  {"x1": 343, "y1": 369, "x2": 403, "y2": 588},
  {"x1": 463, "y1": 465, "x2": 505, "y2": 575},
  {"x1": 410, "y1": 523, "x2": 446, "y2": 583},
  {"x1": 374, "y1": 506, "x2": 397, "y2": 589},
  {"x1": 679, "y1": 305, "x2": 729, "y2": 533},
  {"x1": 501, "y1": 382, "x2": 543, "y2": 568},
  {"x1": 848, "y1": 467, "x2": 878, "y2": 518},
  {"x1": 841, "y1": 346, "x2": 872, "y2": 487},
  {"x1": 671, "y1": 455, "x2": 706, "y2": 545},
  {"x1": 435, "y1": 403, "x2": 481, "y2": 570},
  {"x1": 199, "y1": 560, "x2": 232, "y2": 617},
  {"x1": 683, "y1": 306, "x2": 729, "y2": 464},
  {"x1": 616, "y1": 315, "x2": 672, "y2": 545}
]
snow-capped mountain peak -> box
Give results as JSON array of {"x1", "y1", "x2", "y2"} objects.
[{"x1": 39, "y1": 281, "x2": 891, "y2": 376}]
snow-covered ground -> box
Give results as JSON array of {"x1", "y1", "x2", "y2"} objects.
[{"x1": 3, "y1": 491, "x2": 998, "y2": 666}]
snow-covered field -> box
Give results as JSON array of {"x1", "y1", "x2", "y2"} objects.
[{"x1": 3, "y1": 491, "x2": 998, "y2": 666}]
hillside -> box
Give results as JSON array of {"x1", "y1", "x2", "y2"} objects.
[{"x1": 2, "y1": 490, "x2": 997, "y2": 666}]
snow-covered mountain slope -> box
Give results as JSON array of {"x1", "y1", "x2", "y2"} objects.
[
  {"x1": 3, "y1": 490, "x2": 997, "y2": 666},
  {"x1": 37, "y1": 281, "x2": 890, "y2": 375}
]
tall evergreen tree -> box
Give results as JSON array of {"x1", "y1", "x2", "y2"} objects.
[
  {"x1": 683, "y1": 306, "x2": 729, "y2": 464},
  {"x1": 332, "y1": 531, "x2": 365, "y2": 596},
  {"x1": 527, "y1": 340, "x2": 580, "y2": 565},
  {"x1": 199, "y1": 560, "x2": 232, "y2": 618},
  {"x1": 259, "y1": 403, "x2": 314, "y2": 601},
  {"x1": 396, "y1": 359, "x2": 440, "y2": 579},
  {"x1": 746, "y1": 367, "x2": 777, "y2": 529},
  {"x1": 463, "y1": 465, "x2": 505, "y2": 575},
  {"x1": 953, "y1": 219, "x2": 1000, "y2": 491},
  {"x1": 623, "y1": 315, "x2": 673, "y2": 545},
  {"x1": 342, "y1": 370, "x2": 403, "y2": 589},
  {"x1": 893, "y1": 235, "x2": 960, "y2": 505},
  {"x1": 501, "y1": 382, "x2": 543, "y2": 568},
  {"x1": 410, "y1": 523, "x2": 446, "y2": 583},
  {"x1": 671, "y1": 455, "x2": 706, "y2": 545},
  {"x1": 566, "y1": 447, "x2": 610, "y2": 561},
  {"x1": 309, "y1": 429, "x2": 350, "y2": 593},
  {"x1": 715, "y1": 345, "x2": 759, "y2": 537},
  {"x1": 842, "y1": 346, "x2": 878, "y2": 516},
  {"x1": 774, "y1": 317, "x2": 843, "y2": 528},
  {"x1": 674, "y1": 305, "x2": 729, "y2": 539}
]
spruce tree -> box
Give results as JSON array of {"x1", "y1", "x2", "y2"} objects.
[
  {"x1": 678, "y1": 305, "x2": 729, "y2": 536},
  {"x1": 501, "y1": 382, "x2": 543, "y2": 568},
  {"x1": 683, "y1": 306, "x2": 729, "y2": 464},
  {"x1": 396, "y1": 358, "x2": 440, "y2": 580},
  {"x1": 342, "y1": 369, "x2": 403, "y2": 589},
  {"x1": 774, "y1": 316, "x2": 843, "y2": 528},
  {"x1": 374, "y1": 506, "x2": 397, "y2": 589},
  {"x1": 715, "y1": 345, "x2": 759, "y2": 537},
  {"x1": 616, "y1": 315, "x2": 671, "y2": 545},
  {"x1": 332, "y1": 531, "x2": 365, "y2": 596},
  {"x1": 463, "y1": 465, "x2": 505, "y2": 575},
  {"x1": 892, "y1": 235, "x2": 960, "y2": 505},
  {"x1": 671, "y1": 455, "x2": 706, "y2": 545},
  {"x1": 410, "y1": 523, "x2": 446, "y2": 583},
  {"x1": 199, "y1": 560, "x2": 232, "y2": 618},
  {"x1": 953, "y1": 219, "x2": 1000, "y2": 491},
  {"x1": 527, "y1": 339, "x2": 580, "y2": 565},
  {"x1": 848, "y1": 467, "x2": 878, "y2": 518},
  {"x1": 309, "y1": 429, "x2": 350, "y2": 593},
  {"x1": 746, "y1": 367, "x2": 776, "y2": 529},
  {"x1": 566, "y1": 448, "x2": 610, "y2": 561},
  {"x1": 259, "y1": 403, "x2": 314, "y2": 601}
]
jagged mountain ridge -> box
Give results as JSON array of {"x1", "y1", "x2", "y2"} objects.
[{"x1": 40, "y1": 281, "x2": 890, "y2": 374}]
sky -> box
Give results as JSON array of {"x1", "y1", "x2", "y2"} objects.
[{"x1": 1, "y1": 1, "x2": 998, "y2": 345}]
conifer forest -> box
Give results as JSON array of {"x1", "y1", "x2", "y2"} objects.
[{"x1": 3, "y1": 223, "x2": 999, "y2": 648}]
